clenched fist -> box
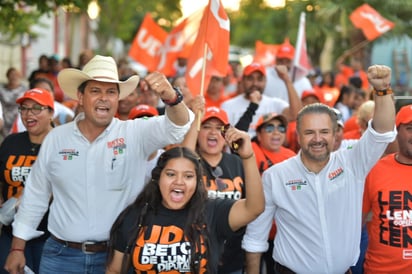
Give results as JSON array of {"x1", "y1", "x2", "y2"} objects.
[{"x1": 367, "y1": 65, "x2": 391, "y2": 91}]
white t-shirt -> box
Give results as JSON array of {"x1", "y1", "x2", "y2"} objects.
[
  {"x1": 221, "y1": 94, "x2": 288, "y2": 137},
  {"x1": 264, "y1": 67, "x2": 312, "y2": 102}
]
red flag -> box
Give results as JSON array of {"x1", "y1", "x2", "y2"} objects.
[
  {"x1": 349, "y1": 4, "x2": 395, "y2": 41},
  {"x1": 253, "y1": 41, "x2": 279, "y2": 66},
  {"x1": 156, "y1": 8, "x2": 204, "y2": 77},
  {"x1": 185, "y1": 0, "x2": 230, "y2": 95},
  {"x1": 128, "y1": 14, "x2": 168, "y2": 71},
  {"x1": 292, "y1": 12, "x2": 312, "y2": 81}
]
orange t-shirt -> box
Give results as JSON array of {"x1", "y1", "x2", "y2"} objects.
[
  {"x1": 343, "y1": 115, "x2": 359, "y2": 133},
  {"x1": 285, "y1": 121, "x2": 300, "y2": 153},
  {"x1": 363, "y1": 154, "x2": 412, "y2": 274},
  {"x1": 343, "y1": 129, "x2": 361, "y2": 140},
  {"x1": 204, "y1": 92, "x2": 230, "y2": 108}
]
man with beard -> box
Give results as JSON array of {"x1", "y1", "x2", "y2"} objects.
[
  {"x1": 242, "y1": 65, "x2": 396, "y2": 273},
  {"x1": 221, "y1": 62, "x2": 301, "y2": 137}
]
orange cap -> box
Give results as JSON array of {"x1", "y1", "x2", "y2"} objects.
[
  {"x1": 276, "y1": 38, "x2": 295, "y2": 60},
  {"x1": 255, "y1": 112, "x2": 288, "y2": 130},
  {"x1": 243, "y1": 62, "x2": 266, "y2": 77},
  {"x1": 301, "y1": 90, "x2": 321, "y2": 101},
  {"x1": 16, "y1": 88, "x2": 54, "y2": 110},
  {"x1": 128, "y1": 104, "x2": 159, "y2": 119},
  {"x1": 202, "y1": 106, "x2": 229, "y2": 124},
  {"x1": 396, "y1": 104, "x2": 412, "y2": 127}
]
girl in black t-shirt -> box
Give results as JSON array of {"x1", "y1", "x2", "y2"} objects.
[{"x1": 107, "y1": 134, "x2": 263, "y2": 273}]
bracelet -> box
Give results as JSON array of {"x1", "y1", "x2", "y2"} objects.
[
  {"x1": 9, "y1": 248, "x2": 24, "y2": 253},
  {"x1": 240, "y1": 152, "x2": 255, "y2": 160},
  {"x1": 162, "y1": 87, "x2": 184, "y2": 106},
  {"x1": 374, "y1": 87, "x2": 393, "y2": 96}
]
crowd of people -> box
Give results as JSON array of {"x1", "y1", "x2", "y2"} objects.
[{"x1": 0, "y1": 39, "x2": 410, "y2": 274}]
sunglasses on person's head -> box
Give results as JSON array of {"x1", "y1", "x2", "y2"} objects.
[{"x1": 262, "y1": 124, "x2": 286, "y2": 133}]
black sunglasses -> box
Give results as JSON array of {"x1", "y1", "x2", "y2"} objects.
[{"x1": 262, "y1": 124, "x2": 286, "y2": 133}]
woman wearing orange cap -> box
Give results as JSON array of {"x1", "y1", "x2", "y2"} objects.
[
  {"x1": 0, "y1": 88, "x2": 54, "y2": 273},
  {"x1": 181, "y1": 95, "x2": 257, "y2": 274}
]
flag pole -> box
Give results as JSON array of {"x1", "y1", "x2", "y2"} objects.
[
  {"x1": 197, "y1": 43, "x2": 208, "y2": 130},
  {"x1": 336, "y1": 39, "x2": 371, "y2": 62},
  {"x1": 292, "y1": 12, "x2": 305, "y2": 82}
]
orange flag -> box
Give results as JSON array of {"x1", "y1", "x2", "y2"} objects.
[
  {"x1": 349, "y1": 4, "x2": 395, "y2": 41},
  {"x1": 185, "y1": 0, "x2": 230, "y2": 95},
  {"x1": 128, "y1": 14, "x2": 168, "y2": 71},
  {"x1": 253, "y1": 41, "x2": 279, "y2": 67},
  {"x1": 157, "y1": 8, "x2": 204, "y2": 77}
]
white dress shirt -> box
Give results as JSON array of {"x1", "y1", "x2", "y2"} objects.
[
  {"x1": 242, "y1": 121, "x2": 396, "y2": 273},
  {"x1": 12, "y1": 111, "x2": 193, "y2": 242}
]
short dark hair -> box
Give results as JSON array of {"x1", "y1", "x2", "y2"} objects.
[{"x1": 296, "y1": 103, "x2": 338, "y2": 133}]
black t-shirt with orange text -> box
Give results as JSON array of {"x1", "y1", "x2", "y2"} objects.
[
  {"x1": 0, "y1": 131, "x2": 49, "y2": 240},
  {"x1": 113, "y1": 199, "x2": 237, "y2": 273}
]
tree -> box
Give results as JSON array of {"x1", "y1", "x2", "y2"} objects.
[
  {"x1": 0, "y1": 0, "x2": 90, "y2": 43},
  {"x1": 229, "y1": 0, "x2": 412, "y2": 71},
  {"x1": 95, "y1": 0, "x2": 181, "y2": 55}
]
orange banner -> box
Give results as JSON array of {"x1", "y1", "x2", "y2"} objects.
[
  {"x1": 185, "y1": 0, "x2": 230, "y2": 95},
  {"x1": 156, "y1": 8, "x2": 203, "y2": 77},
  {"x1": 253, "y1": 41, "x2": 278, "y2": 67},
  {"x1": 128, "y1": 14, "x2": 168, "y2": 72},
  {"x1": 349, "y1": 4, "x2": 395, "y2": 41}
]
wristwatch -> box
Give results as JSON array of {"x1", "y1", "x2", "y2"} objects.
[{"x1": 162, "y1": 87, "x2": 184, "y2": 106}]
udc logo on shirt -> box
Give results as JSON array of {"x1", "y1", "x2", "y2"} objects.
[
  {"x1": 285, "y1": 179, "x2": 307, "y2": 191},
  {"x1": 59, "y1": 149, "x2": 79, "y2": 160}
]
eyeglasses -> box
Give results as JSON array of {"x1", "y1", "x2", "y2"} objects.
[
  {"x1": 18, "y1": 105, "x2": 49, "y2": 115},
  {"x1": 262, "y1": 124, "x2": 286, "y2": 133}
]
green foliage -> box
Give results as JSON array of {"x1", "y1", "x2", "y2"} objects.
[
  {"x1": 2, "y1": 0, "x2": 412, "y2": 69},
  {"x1": 230, "y1": 0, "x2": 412, "y2": 68},
  {"x1": 95, "y1": 0, "x2": 181, "y2": 45},
  {"x1": 0, "y1": 0, "x2": 89, "y2": 42}
]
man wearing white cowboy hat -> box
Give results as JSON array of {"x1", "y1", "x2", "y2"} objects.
[{"x1": 5, "y1": 55, "x2": 194, "y2": 274}]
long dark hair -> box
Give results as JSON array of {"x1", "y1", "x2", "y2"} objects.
[{"x1": 107, "y1": 146, "x2": 211, "y2": 273}]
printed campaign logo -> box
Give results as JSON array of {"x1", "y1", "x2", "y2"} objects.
[
  {"x1": 285, "y1": 179, "x2": 307, "y2": 191},
  {"x1": 107, "y1": 138, "x2": 126, "y2": 155},
  {"x1": 59, "y1": 149, "x2": 79, "y2": 160},
  {"x1": 134, "y1": 224, "x2": 207, "y2": 272},
  {"x1": 328, "y1": 167, "x2": 344, "y2": 181}
]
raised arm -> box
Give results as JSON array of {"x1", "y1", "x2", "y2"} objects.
[
  {"x1": 145, "y1": 72, "x2": 190, "y2": 126},
  {"x1": 276, "y1": 65, "x2": 302, "y2": 121},
  {"x1": 234, "y1": 90, "x2": 260, "y2": 132},
  {"x1": 367, "y1": 65, "x2": 395, "y2": 133},
  {"x1": 180, "y1": 95, "x2": 205, "y2": 151},
  {"x1": 222, "y1": 127, "x2": 264, "y2": 231}
]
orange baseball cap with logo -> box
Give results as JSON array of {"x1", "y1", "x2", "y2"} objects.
[
  {"x1": 276, "y1": 38, "x2": 295, "y2": 60},
  {"x1": 243, "y1": 62, "x2": 266, "y2": 77},
  {"x1": 128, "y1": 104, "x2": 159, "y2": 119},
  {"x1": 16, "y1": 88, "x2": 54, "y2": 110},
  {"x1": 202, "y1": 106, "x2": 229, "y2": 124},
  {"x1": 301, "y1": 90, "x2": 321, "y2": 102},
  {"x1": 396, "y1": 104, "x2": 412, "y2": 127}
]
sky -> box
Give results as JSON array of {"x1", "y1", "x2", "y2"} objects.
[{"x1": 180, "y1": 0, "x2": 241, "y2": 17}]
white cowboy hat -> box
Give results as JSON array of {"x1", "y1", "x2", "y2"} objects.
[{"x1": 57, "y1": 55, "x2": 140, "y2": 100}]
